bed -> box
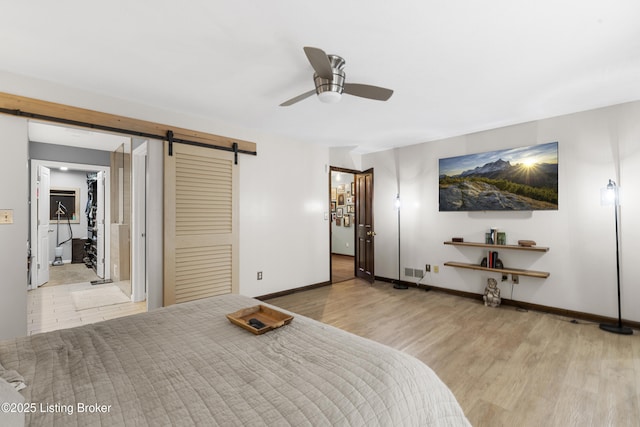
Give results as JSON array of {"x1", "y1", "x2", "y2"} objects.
[{"x1": 0, "y1": 294, "x2": 470, "y2": 426}]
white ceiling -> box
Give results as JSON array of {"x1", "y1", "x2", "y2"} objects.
[
  {"x1": 2, "y1": 1, "x2": 640, "y2": 153},
  {"x1": 29, "y1": 122, "x2": 130, "y2": 152}
]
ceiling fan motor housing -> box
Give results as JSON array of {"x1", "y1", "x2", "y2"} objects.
[{"x1": 314, "y1": 54, "x2": 346, "y2": 96}]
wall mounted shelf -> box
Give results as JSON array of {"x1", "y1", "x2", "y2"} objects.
[
  {"x1": 444, "y1": 241, "x2": 549, "y2": 252},
  {"x1": 443, "y1": 261, "x2": 550, "y2": 278},
  {"x1": 443, "y1": 241, "x2": 550, "y2": 279}
]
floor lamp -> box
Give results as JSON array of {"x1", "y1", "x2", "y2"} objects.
[
  {"x1": 599, "y1": 179, "x2": 632, "y2": 335},
  {"x1": 393, "y1": 193, "x2": 408, "y2": 289}
]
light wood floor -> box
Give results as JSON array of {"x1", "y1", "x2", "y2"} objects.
[
  {"x1": 266, "y1": 279, "x2": 640, "y2": 427},
  {"x1": 28, "y1": 282, "x2": 146, "y2": 335},
  {"x1": 332, "y1": 253, "x2": 355, "y2": 283}
]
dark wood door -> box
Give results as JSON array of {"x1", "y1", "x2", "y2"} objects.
[{"x1": 355, "y1": 169, "x2": 374, "y2": 282}]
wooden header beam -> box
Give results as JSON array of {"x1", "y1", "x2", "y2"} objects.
[{"x1": 0, "y1": 92, "x2": 257, "y2": 155}]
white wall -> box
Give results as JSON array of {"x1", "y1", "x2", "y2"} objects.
[
  {"x1": 238, "y1": 137, "x2": 330, "y2": 297},
  {"x1": 363, "y1": 102, "x2": 640, "y2": 323},
  {"x1": 0, "y1": 115, "x2": 28, "y2": 340},
  {"x1": 145, "y1": 139, "x2": 164, "y2": 310}
]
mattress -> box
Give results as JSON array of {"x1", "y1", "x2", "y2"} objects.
[{"x1": 0, "y1": 294, "x2": 470, "y2": 426}]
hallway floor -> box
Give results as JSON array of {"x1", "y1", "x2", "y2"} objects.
[
  {"x1": 28, "y1": 280, "x2": 146, "y2": 335},
  {"x1": 332, "y1": 253, "x2": 355, "y2": 283}
]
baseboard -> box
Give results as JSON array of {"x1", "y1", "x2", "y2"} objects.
[
  {"x1": 375, "y1": 276, "x2": 640, "y2": 330},
  {"x1": 256, "y1": 280, "x2": 332, "y2": 301}
]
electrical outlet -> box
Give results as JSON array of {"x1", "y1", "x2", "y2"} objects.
[
  {"x1": 512, "y1": 274, "x2": 519, "y2": 284},
  {"x1": 434, "y1": 265, "x2": 439, "y2": 273},
  {"x1": 257, "y1": 271, "x2": 263, "y2": 280},
  {"x1": 0, "y1": 209, "x2": 13, "y2": 224},
  {"x1": 425, "y1": 264, "x2": 431, "y2": 272}
]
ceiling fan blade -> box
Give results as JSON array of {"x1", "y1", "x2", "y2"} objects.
[
  {"x1": 303, "y1": 46, "x2": 333, "y2": 80},
  {"x1": 343, "y1": 83, "x2": 394, "y2": 101},
  {"x1": 279, "y1": 89, "x2": 317, "y2": 107}
]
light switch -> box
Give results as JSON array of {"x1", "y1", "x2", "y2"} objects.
[{"x1": 0, "y1": 209, "x2": 14, "y2": 224}]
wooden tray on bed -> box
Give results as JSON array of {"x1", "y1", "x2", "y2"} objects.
[{"x1": 226, "y1": 305, "x2": 293, "y2": 335}]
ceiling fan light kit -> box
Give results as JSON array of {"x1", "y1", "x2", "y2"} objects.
[
  {"x1": 280, "y1": 46, "x2": 393, "y2": 107},
  {"x1": 317, "y1": 91, "x2": 342, "y2": 104}
]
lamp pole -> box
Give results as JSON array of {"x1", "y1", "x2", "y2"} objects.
[
  {"x1": 393, "y1": 193, "x2": 407, "y2": 290},
  {"x1": 599, "y1": 180, "x2": 632, "y2": 335}
]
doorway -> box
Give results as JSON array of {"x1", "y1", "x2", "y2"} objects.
[
  {"x1": 27, "y1": 122, "x2": 149, "y2": 334},
  {"x1": 30, "y1": 160, "x2": 111, "y2": 289},
  {"x1": 329, "y1": 167, "x2": 375, "y2": 284}
]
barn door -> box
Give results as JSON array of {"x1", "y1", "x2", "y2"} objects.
[
  {"x1": 355, "y1": 169, "x2": 375, "y2": 282},
  {"x1": 163, "y1": 143, "x2": 238, "y2": 306}
]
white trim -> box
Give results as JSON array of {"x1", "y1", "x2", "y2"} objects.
[{"x1": 131, "y1": 141, "x2": 148, "y2": 302}]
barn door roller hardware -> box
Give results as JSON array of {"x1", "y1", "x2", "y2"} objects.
[
  {"x1": 166, "y1": 130, "x2": 242, "y2": 164},
  {"x1": 0, "y1": 92, "x2": 257, "y2": 162}
]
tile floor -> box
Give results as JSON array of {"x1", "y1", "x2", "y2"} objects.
[{"x1": 28, "y1": 281, "x2": 146, "y2": 335}]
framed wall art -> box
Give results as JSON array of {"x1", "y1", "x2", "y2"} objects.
[{"x1": 438, "y1": 141, "x2": 558, "y2": 211}]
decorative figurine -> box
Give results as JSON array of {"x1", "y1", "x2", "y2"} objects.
[{"x1": 483, "y1": 278, "x2": 501, "y2": 307}]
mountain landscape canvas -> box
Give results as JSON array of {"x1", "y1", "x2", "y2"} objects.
[{"x1": 439, "y1": 142, "x2": 558, "y2": 211}]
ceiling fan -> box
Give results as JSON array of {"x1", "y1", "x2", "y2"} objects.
[{"x1": 280, "y1": 46, "x2": 394, "y2": 106}]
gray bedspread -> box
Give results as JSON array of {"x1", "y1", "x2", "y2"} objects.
[{"x1": 0, "y1": 294, "x2": 470, "y2": 426}]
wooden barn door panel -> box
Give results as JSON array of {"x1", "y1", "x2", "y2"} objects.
[{"x1": 164, "y1": 143, "x2": 238, "y2": 306}]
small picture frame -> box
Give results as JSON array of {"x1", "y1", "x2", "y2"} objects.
[
  {"x1": 331, "y1": 201, "x2": 336, "y2": 212},
  {"x1": 351, "y1": 182, "x2": 355, "y2": 195},
  {"x1": 337, "y1": 194, "x2": 345, "y2": 206},
  {"x1": 346, "y1": 197, "x2": 352, "y2": 205},
  {"x1": 337, "y1": 208, "x2": 343, "y2": 218},
  {"x1": 336, "y1": 217, "x2": 342, "y2": 226},
  {"x1": 337, "y1": 184, "x2": 345, "y2": 193},
  {"x1": 347, "y1": 205, "x2": 355, "y2": 213},
  {"x1": 331, "y1": 188, "x2": 337, "y2": 201},
  {"x1": 344, "y1": 215, "x2": 351, "y2": 227},
  {"x1": 497, "y1": 232, "x2": 506, "y2": 245}
]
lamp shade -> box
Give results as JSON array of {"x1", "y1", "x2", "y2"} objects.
[{"x1": 600, "y1": 179, "x2": 619, "y2": 206}]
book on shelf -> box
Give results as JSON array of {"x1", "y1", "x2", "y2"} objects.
[{"x1": 486, "y1": 251, "x2": 499, "y2": 268}]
